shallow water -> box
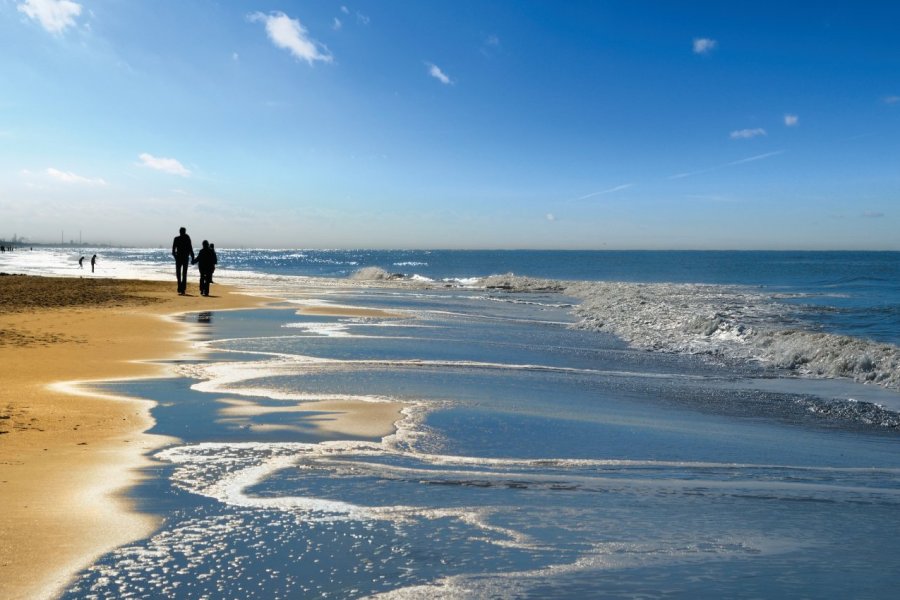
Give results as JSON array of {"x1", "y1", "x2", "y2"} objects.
[{"x1": 63, "y1": 287, "x2": 900, "y2": 598}]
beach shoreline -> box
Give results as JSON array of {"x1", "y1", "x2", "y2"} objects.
[{"x1": 0, "y1": 276, "x2": 269, "y2": 599}]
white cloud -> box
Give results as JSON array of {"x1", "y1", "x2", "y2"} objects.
[
  {"x1": 17, "y1": 0, "x2": 82, "y2": 34},
  {"x1": 46, "y1": 167, "x2": 107, "y2": 185},
  {"x1": 884, "y1": 96, "x2": 900, "y2": 105},
  {"x1": 341, "y1": 6, "x2": 350, "y2": 14},
  {"x1": 784, "y1": 114, "x2": 799, "y2": 126},
  {"x1": 730, "y1": 128, "x2": 767, "y2": 140},
  {"x1": 248, "y1": 11, "x2": 333, "y2": 65},
  {"x1": 333, "y1": 17, "x2": 342, "y2": 31},
  {"x1": 426, "y1": 62, "x2": 453, "y2": 85},
  {"x1": 355, "y1": 11, "x2": 370, "y2": 25},
  {"x1": 138, "y1": 153, "x2": 191, "y2": 177},
  {"x1": 545, "y1": 213, "x2": 557, "y2": 222},
  {"x1": 485, "y1": 34, "x2": 500, "y2": 47},
  {"x1": 232, "y1": 52, "x2": 240, "y2": 61},
  {"x1": 693, "y1": 37, "x2": 717, "y2": 55}
]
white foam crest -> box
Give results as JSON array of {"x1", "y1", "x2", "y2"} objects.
[
  {"x1": 181, "y1": 352, "x2": 713, "y2": 406},
  {"x1": 567, "y1": 280, "x2": 900, "y2": 392},
  {"x1": 184, "y1": 358, "x2": 400, "y2": 404},
  {"x1": 349, "y1": 266, "x2": 394, "y2": 281},
  {"x1": 156, "y1": 441, "x2": 536, "y2": 548},
  {"x1": 282, "y1": 321, "x2": 355, "y2": 337}
]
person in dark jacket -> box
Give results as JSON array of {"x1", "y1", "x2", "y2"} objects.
[
  {"x1": 209, "y1": 243, "x2": 218, "y2": 284},
  {"x1": 193, "y1": 240, "x2": 216, "y2": 297},
  {"x1": 172, "y1": 227, "x2": 195, "y2": 295}
]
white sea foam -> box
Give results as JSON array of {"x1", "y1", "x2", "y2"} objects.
[
  {"x1": 477, "y1": 274, "x2": 900, "y2": 393},
  {"x1": 369, "y1": 536, "x2": 797, "y2": 599}
]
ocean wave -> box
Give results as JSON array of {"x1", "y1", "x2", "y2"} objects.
[
  {"x1": 473, "y1": 274, "x2": 900, "y2": 394},
  {"x1": 349, "y1": 266, "x2": 408, "y2": 281},
  {"x1": 568, "y1": 280, "x2": 900, "y2": 391}
]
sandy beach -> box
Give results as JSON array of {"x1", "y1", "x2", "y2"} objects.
[{"x1": 0, "y1": 276, "x2": 268, "y2": 599}]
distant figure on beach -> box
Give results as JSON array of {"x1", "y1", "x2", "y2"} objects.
[
  {"x1": 192, "y1": 240, "x2": 216, "y2": 296},
  {"x1": 209, "y1": 243, "x2": 218, "y2": 284},
  {"x1": 79, "y1": 256, "x2": 84, "y2": 269},
  {"x1": 172, "y1": 227, "x2": 195, "y2": 295},
  {"x1": 90, "y1": 254, "x2": 97, "y2": 273}
]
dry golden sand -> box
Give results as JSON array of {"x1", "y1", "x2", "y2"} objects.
[{"x1": 0, "y1": 276, "x2": 269, "y2": 599}]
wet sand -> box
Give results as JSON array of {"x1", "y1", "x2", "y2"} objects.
[{"x1": 0, "y1": 276, "x2": 267, "y2": 599}]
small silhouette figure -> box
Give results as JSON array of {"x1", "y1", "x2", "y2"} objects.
[
  {"x1": 90, "y1": 254, "x2": 97, "y2": 273},
  {"x1": 192, "y1": 240, "x2": 216, "y2": 296},
  {"x1": 209, "y1": 243, "x2": 218, "y2": 284},
  {"x1": 172, "y1": 227, "x2": 195, "y2": 295},
  {"x1": 79, "y1": 256, "x2": 84, "y2": 269}
]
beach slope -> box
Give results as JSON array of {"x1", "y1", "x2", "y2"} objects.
[{"x1": 0, "y1": 276, "x2": 265, "y2": 600}]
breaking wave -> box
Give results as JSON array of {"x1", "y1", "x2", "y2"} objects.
[{"x1": 476, "y1": 274, "x2": 900, "y2": 392}]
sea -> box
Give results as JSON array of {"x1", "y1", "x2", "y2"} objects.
[{"x1": 2, "y1": 248, "x2": 900, "y2": 598}]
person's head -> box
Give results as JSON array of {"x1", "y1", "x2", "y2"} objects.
[
  {"x1": 210, "y1": 243, "x2": 215, "y2": 249},
  {"x1": 202, "y1": 240, "x2": 209, "y2": 248},
  {"x1": 179, "y1": 227, "x2": 186, "y2": 235}
]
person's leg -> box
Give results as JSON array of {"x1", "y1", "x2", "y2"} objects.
[{"x1": 176, "y1": 260, "x2": 187, "y2": 294}]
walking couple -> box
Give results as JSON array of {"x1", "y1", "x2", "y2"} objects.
[{"x1": 172, "y1": 227, "x2": 218, "y2": 296}]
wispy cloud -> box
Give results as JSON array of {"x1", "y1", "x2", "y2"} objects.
[
  {"x1": 693, "y1": 37, "x2": 717, "y2": 55},
  {"x1": 17, "y1": 0, "x2": 82, "y2": 34},
  {"x1": 862, "y1": 211, "x2": 885, "y2": 218},
  {"x1": 669, "y1": 150, "x2": 784, "y2": 179},
  {"x1": 884, "y1": 96, "x2": 900, "y2": 105},
  {"x1": 480, "y1": 34, "x2": 502, "y2": 57},
  {"x1": 138, "y1": 153, "x2": 191, "y2": 177},
  {"x1": 727, "y1": 150, "x2": 784, "y2": 166},
  {"x1": 332, "y1": 17, "x2": 342, "y2": 31},
  {"x1": 248, "y1": 11, "x2": 333, "y2": 65},
  {"x1": 426, "y1": 62, "x2": 453, "y2": 85},
  {"x1": 576, "y1": 183, "x2": 633, "y2": 201},
  {"x1": 730, "y1": 128, "x2": 767, "y2": 140},
  {"x1": 46, "y1": 167, "x2": 107, "y2": 185},
  {"x1": 784, "y1": 114, "x2": 799, "y2": 127},
  {"x1": 545, "y1": 213, "x2": 557, "y2": 222}
]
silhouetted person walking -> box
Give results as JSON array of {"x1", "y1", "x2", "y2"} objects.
[
  {"x1": 193, "y1": 240, "x2": 216, "y2": 297},
  {"x1": 90, "y1": 254, "x2": 97, "y2": 273},
  {"x1": 172, "y1": 227, "x2": 195, "y2": 295},
  {"x1": 209, "y1": 243, "x2": 218, "y2": 284},
  {"x1": 79, "y1": 256, "x2": 84, "y2": 269}
]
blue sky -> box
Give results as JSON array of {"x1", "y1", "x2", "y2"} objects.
[{"x1": 1, "y1": 1, "x2": 898, "y2": 249}]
